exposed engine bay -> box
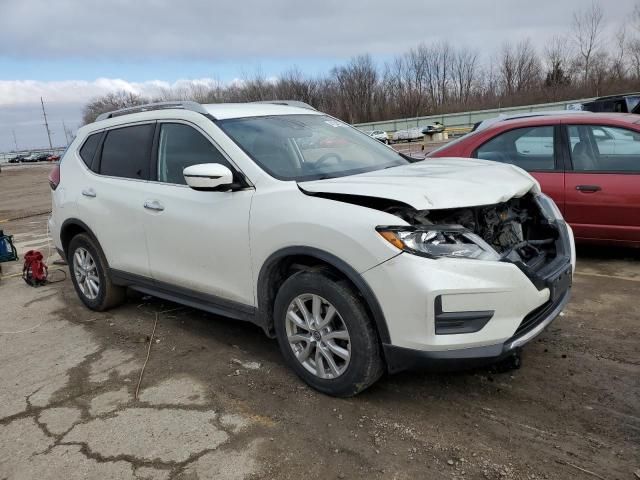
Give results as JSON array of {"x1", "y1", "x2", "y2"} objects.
[{"x1": 385, "y1": 194, "x2": 559, "y2": 270}]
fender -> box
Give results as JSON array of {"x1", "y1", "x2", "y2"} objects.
[
  {"x1": 257, "y1": 246, "x2": 391, "y2": 344},
  {"x1": 59, "y1": 218, "x2": 102, "y2": 258}
]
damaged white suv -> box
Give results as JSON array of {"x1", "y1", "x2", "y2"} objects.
[{"x1": 49, "y1": 101, "x2": 575, "y2": 396}]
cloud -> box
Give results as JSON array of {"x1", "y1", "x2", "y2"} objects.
[
  {"x1": 0, "y1": 0, "x2": 634, "y2": 61},
  {"x1": 0, "y1": 78, "x2": 224, "y2": 106}
]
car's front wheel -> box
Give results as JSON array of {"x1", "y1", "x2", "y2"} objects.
[
  {"x1": 274, "y1": 271, "x2": 384, "y2": 397},
  {"x1": 68, "y1": 233, "x2": 126, "y2": 311}
]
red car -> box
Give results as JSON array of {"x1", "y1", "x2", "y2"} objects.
[
  {"x1": 428, "y1": 113, "x2": 640, "y2": 247},
  {"x1": 47, "y1": 154, "x2": 60, "y2": 162}
]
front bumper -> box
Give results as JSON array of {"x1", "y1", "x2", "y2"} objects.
[
  {"x1": 383, "y1": 289, "x2": 571, "y2": 373},
  {"x1": 362, "y1": 221, "x2": 575, "y2": 372}
]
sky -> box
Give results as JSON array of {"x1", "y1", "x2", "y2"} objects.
[{"x1": 0, "y1": 0, "x2": 636, "y2": 151}]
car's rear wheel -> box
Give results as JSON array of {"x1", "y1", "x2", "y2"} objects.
[
  {"x1": 68, "y1": 233, "x2": 126, "y2": 311},
  {"x1": 274, "y1": 271, "x2": 384, "y2": 397}
]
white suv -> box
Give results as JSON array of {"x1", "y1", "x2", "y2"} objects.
[{"x1": 49, "y1": 101, "x2": 575, "y2": 397}]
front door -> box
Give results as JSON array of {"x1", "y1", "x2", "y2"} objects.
[{"x1": 142, "y1": 121, "x2": 255, "y2": 306}]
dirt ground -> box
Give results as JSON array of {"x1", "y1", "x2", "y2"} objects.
[{"x1": 0, "y1": 164, "x2": 638, "y2": 480}]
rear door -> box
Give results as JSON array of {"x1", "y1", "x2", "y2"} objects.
[
  {"x1": 473, "y1": 125, "x2": 566, "y2": 212},
  {"x1": 75, "y1": 123, "x2": 154, "y2": 277},
  {"x1": 562, "y1": 123, "x2": 640, "y2": 244}
]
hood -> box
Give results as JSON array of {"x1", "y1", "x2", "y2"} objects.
[{"x1": 298, "y1": 158, "x2": 538, "y2": 210}]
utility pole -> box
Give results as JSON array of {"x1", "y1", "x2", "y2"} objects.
[
  {"x1": 12, "y1": 130, "x2": 18, "y2": 151},
  {"x1": 62, "y1": 120, "x2": 70, "y2": 146},
  {"x1": 41, "y1": 96, "x2": 53, "y2": 150}
]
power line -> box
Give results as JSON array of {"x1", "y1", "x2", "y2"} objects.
[
  {"x1": 40, "y1": 97, "x2": 53, "y2": 150},
  {"x1": 62, "y1": 120, "x2": 70, "y2": 146}
]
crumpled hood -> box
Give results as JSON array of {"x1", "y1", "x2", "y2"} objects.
[{"x1": 298, "y1": 158, "x2": 539, "y2": 210}]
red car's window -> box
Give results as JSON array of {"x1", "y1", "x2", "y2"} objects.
[
  {"x1": 568, "y1": 125, "x2": 640, "y2": 172},
  {"x1": 475, "y1": 126, "x2": 556, "y2": 171}
]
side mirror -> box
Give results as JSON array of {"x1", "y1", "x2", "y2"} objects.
[{"x1": 183, "y1": 163, "x2": 234, "y2": 191}]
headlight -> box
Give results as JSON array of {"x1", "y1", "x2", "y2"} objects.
[
  {"x1": 377, "y1": 225, "x2": 500, "y2": 260},
  {"x1": 536, "y1": 193, "x2": 563, "y2": 221}
]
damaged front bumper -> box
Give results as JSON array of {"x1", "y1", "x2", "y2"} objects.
[
  {"x1": 382, "y1": 288, "x2": 571, "y2": 373},
  {"x1": 362, "y1": 221, "x2": 575, "y2": 373}
]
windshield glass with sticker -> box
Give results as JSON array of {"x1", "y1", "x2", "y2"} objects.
[{"x1": 219, "y1": 114, "x2": 408, "y2": 181}]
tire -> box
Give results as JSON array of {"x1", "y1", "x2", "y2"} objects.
[
  {"x1": 68, "y1": 233, "x2": 126, "y2": 311},
  {"x1": 273, "y1": 271, "x2": 384, "y2": 397}
]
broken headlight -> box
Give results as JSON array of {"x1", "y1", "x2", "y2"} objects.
[
  {"x1": 536, "y1": 193, "x2": 563, "y2": 221},
  {"x1": 377, "y1": 226, "x2": 500, "y2": 260}
]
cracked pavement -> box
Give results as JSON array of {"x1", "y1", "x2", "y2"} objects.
[{"x1": 0, "y1": 164, "x2": 638, "y2": 479}]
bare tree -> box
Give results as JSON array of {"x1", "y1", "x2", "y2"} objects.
[
  {"x1": 452, "y1": 47, "x2": 479, "y2": 104},
  {"x1": 499, "y1": 39, "x2": 541, "y2": 99},
  {"x1": 82, "y1": 90, "x2": 147, "y2": 124},
  {"x1": 544, "y1": 36, "x2": 572, "y2": 97},
  {"x1": 612, "y1": 26, "x2": 628, "y2": 80},
  {"x1": 331, "y1": 55, "x2": 378, "y2": 123},
  {"x1": 572, "y1": 1, "x2": 605, "y2": 86}
]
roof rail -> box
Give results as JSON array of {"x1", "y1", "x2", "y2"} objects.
[
  {"x1": 95, "y1": 101, "x2": 209, "y2": 122},
  {"x1": 251, "y1": 100, "x2": 316, "y2": 111}
]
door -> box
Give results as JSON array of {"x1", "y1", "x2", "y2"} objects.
[
  {"x1": 75, "y1": 123, "x2": 154, "y2": 277},
  {"x1": 473, "y1": 125, "x2": 566, "y2": 212},
  {"x1": 142, "y1": 121, "x2": 255, "y2": 306},
  {"x1": 563, "y1": 124, "x2": 640, "y2": 243}
]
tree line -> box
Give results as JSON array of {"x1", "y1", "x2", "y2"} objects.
[{"x1": 83, "y1": 1, "x2": 640, "y2": 126}]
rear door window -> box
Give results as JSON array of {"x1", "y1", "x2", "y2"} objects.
[{"x1": 99, "y1": 124, "x2": 154, "y2": 180}]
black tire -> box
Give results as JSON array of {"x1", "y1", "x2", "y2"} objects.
[
  {"x1": 273, "y1": 271, "x2": 384, "y2": 397},
  {"x1": 68, "y1": 233, "x2": 126, "y2": 311}
]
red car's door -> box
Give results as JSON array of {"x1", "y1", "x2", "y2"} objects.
[{"x1": 563, "y1": 123, "x2": 640, "y2": 245}]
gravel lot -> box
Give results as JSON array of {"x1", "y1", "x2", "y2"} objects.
[{"x1": 0, "y1": 164, "x2": 638, "y2": 480}]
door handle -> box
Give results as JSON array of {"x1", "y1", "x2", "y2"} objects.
[
  {"x1": 143, "y1": 200, "x2": 165, "y2": 212},
  {"x1": 81, "y1": 188, "x2": 96, "y2": 198},
  {"x1": 575, "y1": 185, "x2": 601, "y2": 193}
]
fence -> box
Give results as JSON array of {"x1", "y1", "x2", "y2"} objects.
[{"x1": 353, "y1": 97, "x2": 595, "y2": 133}]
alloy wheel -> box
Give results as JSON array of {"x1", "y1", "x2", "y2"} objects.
[
  {"x1": 73, "y1": 247, "x2": 100, "y2": 300},
  {"x1": 285, "y1": 293, "x2": 351, "y2": 379}
]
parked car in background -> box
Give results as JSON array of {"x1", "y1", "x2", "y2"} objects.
[
  {"x1": 49, "y1": 100, "x2": 574, "y2": 396},
  {"x1": 8, "y1": 155, "x2": 25, "y2": 163},
  {"x1": 421, "y1": 122, "x2": 444, "y2": 135},
  {"x1": 580, "y1": 93, "x2": 640, "y2": 114},
  {"x1": 366, "y1": 130, "x2": 389, "y2": 144},
  {"x1": 47, "y1": 154, "x2": 61, "y2": 162},
  {"x1": 428, "y1": 112, "x2": 640, "y2": 247},
  {"x1": 21, "y1": 153, "x2": 40, "y2": 162},
  {"x1": 392, "y1": 127, "x2": 422, "y2": 143}
]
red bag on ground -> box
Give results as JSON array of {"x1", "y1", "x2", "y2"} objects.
[{"x1": 22, "y1": 250, "x2": 48, "y2": 287}]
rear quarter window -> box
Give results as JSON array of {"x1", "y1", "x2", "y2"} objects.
[{"x1": 79, "y1": 133, "x2": 102, "y2": 169}]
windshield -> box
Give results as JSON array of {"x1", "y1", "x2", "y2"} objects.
[{"x1": 218, "y1": 114, "x2": 408, "y2": 181}]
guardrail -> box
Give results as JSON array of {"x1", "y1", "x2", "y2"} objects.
[{"x1": 354, "y1": 97, "x2": 595, "y2": 133}]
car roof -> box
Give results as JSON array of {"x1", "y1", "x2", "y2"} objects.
[
  {"x1": 478, "y1": 112, "x2": 640, "y2": 131},
  {"x1": 474, "y1": 110, "x2": 592, "y2": 131},
  {"x1": 203, "y1": 102, "x2": 322, "y2": 120}
]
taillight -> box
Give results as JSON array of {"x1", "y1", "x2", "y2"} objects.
[{"x1": 49, "y1": 165, "x2": 60, "y2": 190}]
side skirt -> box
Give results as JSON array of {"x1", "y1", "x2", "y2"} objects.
[{"x1": 109, "y1": 269, "x2": 265, "y2": 331}]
